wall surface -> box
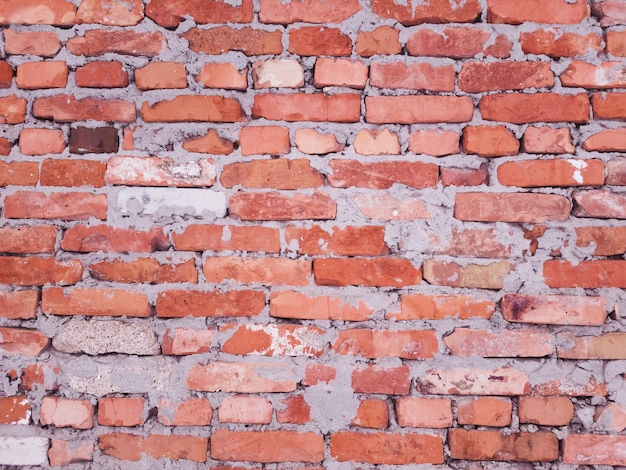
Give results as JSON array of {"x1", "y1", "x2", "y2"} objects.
[{"x1": 1, "y1": 0, "x2": 626, "y2": 467}]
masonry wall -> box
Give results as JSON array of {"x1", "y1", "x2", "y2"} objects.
[{"x1": 1, "y1": 0, "x2": 626, "y2": 467}]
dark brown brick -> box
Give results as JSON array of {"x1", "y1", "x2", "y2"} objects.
[{"x1": 69, "y1": 127, "x2": 119, "y2": 154}]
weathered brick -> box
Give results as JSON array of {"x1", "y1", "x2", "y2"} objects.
[
  {"x1": 595, "y1": 402, "x2": 626, "y2": 432},
  {"x1": 67, "y1": 30, "x2": 166, "y2": 57},
  {"x1": 230, "y1": 191, "x2": 336, "y2": 221},
  {"x1": 0, "y1": 225, "x2": 56, "y2": 255},
  {"x1": 203, "y1": 256, "x2": 310, "y2": 286},
  {"x1": 352, "y1": 399, "x2": 388, "y2": 429},
  {"x1": 99, "y1": 433, "x2": 207, "y2": 462},
  {"x1": 41, "y1": 159, "x2": 106, "y2": 187},
  {"x1": 563, "y1": 434, "x2": 626, "y2": 465},
  {"x1": 75, "y1": 0, "x2": 143, "y2": 25},
  {"x1": 173, "y1": 225, "x2": 279, "y2": 252},
  {"x1": 253, "y1": 93, "x2": 360, "y2": 122},
  {"x1": 521, "y1": 29, "x2": 602, "y2": 57},
  {"x1": 502, "y1": 293, "x2": 607, "y2": 325},
  {"x1": 463, "y1": 125, "x2": 519, "y2": 157},
  {"x1": 455, "y1": 192, "x2": 570, "y2": 223},
  {"x1": 372, "y1": 0, "x2": 481, "y2": 25},
  {"x1": 445, "y1": 328, "x2": 552, "y2": 357},
  {"x1": 48, "y1": 440, "x2": 93, "y2": 467},
  {"x1": 0, "y1": 256, "x2": 82, "y2": 286},
  {"x1": 437, "y1": 228, "x2": 510, "y2": 258},
  {"x1": 352, "y1": 193, "x2": 432, "y2": 220},
  {"x1": 523, "y1": 126, "x2": 575, "y2": 153},
  {"x1": 557, "y1": 332, "x2": 626, "y2": 359},
  {"x1": 221, "y1": 323, "x2": 325, "y2": 357},
  {"x1": 0, "y1": 436, "x2": 48, "y2": 466},
  {"x1": 533, "y1": 377, "x2": 608, "y2": 397},
  {"x1": 61, "y1": 225, "x2": 167, "y2": 252},
  {"x1": 183, "y1": 129, "x2": 234, "y2": 154},
  {"x1": 187, "y1": 362, "x2": 296, "y2": 393},
  {"x1": 278, "y1": 395, "x2": 310, "y2": 424},
  {"x1": 366, "y1": 95, "x2": 473, "y2": 123},
  {"x1": 252, "y1": 59, "x2": 303, "y2": 89},
  {"x1": 328, "y1": 160, "x2": 438, "y2": 190},
  {"x1": 0, "y1": 327, "x2": 49, "y2": 356},
  {"x1": 518, "y1": 396, "x2": 573, "y2": 425},
  {"x1": 441, "y1": 165, "x2": 489, "y2": 187},
  {"x1": 238, "y1": 126, "x2": 290, "y2": 156},
  {"x1": 409, "y1": 129, "x2": 459, "y2": 156},
  {"x1": 0, "y1": 161, "x2": 38, "y2": 186},
  {"x1": 4, "y1": 30, "x2": 61, "y2": 56},
  {"x1": 146, "y1": 0, "x2": 252, "y2": 27},
  {"x1": 423, "y1": 259, "x2": 512, "y2": 289},
  {"x1": 0, "y1": 0, "x2": 75, "y2": 25},
  {"x1": 69, "y1": 126, "x2": 118, "y2": 154},
  {"x1": 76, "y1": 61, "x2": 128, "y2": 88},
  {"x1": 40, "y1": 397, "x2": 94, "y2": 429},
  {"x1": 303, "y1": 364, "x2": 336, "y2": 385},
  {"x1": 487, "y1": 0, "x2": 589, "y2": 24},
  {"x1": 457, "y1": 397, "x2": 512, "y2": 427},
  {"x1": 498, "y1": 159, "x2": 604, "y2": 187},
  {"x1": 106, "y1": 156, "x2": 215, "y2": 187},
  {"x1": 592, "y1": 92, "x2": 626, "y2": 119},
  {"x1": 584, "y1": 129, "x2": 626, "y2": 152},
  {"x1": 353, "y1": 129, "x2": 400, "y2": 155},
  {"x1": 449, "y1": 429, "x2": 558, "y2": 462},
  {"x1": 0, "y1": 95, "x2": 27, "y2": 124},
  {"x1": 260, "y1": 0, "x2": 360, "y2": 23},
  {"x1": 90, "y1": 257, "x2": 197, "y2": 284},
  {"x1": 19, "y1": 128, "x2": 65, "y2": 155},
  {"x1": 182, "y1": 26, "x2": 281, "y2": 56},
  {"x1": 481, "y1": 93, "x2": 589, "y2": 123},
  {"x1": 98, "y1": 397, "x2": 145, "y2": 427},
  {"x1": 396, "y1": 397, "x2": 452, "y2": 428},
  {"x1": 0, "y1": 138, "x2": 11, "y2": 155},
  {"x1": 573, "y1": 189, "x2": 626, "y2": 218},
  {"x1": 270, "y1": 290, "x2": 373, "y2": 321},
  {"x1": 141, "y1": 95, "x2": 245, "y2": 122},
  {"x1": 0, "y1": 290, "x2": 39, "y2": 319},
  {"x1": 407, "y1": 27, "x2": 511, "y2": 58},
  {"x1": 289, "y1": 26, "x2": 351, "y2": 56},
  {"x1": 607, "y1": 30, "x2": 626, "y2": 56},
  {"x1": 333, "y1": 329, "x2": 437, "y2": 359},
  {"x1": 594, "y1": 1, "x2": 626, "y2": 26},
  {"x1": 218, "y1": 396, "x2": 272, "y2": 424},
  {"x1": 156, "y1": 290, "x2": 264, "y2": 318},
  {"x1": 197, "y1": 63, "x2": 246, "y2": 90},
  {"x1": 315, "y1": 58, "x2": 368, "y2": 89},
  {"x1": 162, "y1": 328, "x2": 213, "y2": 355},
  {"x1": 135, "y1": 62, "x2": 187, "y2": 90},
  {"x1": 562, "y1": 60, "x2": 626, "y2": 88},
  {"x1": 576, "y1": 226, "x2": 626, "y2": 255},
  {"x1": 33, "y1": 95, "x2": 135, "y2": 122},
  {"x1": 315, "y1": 257, "x2": 421, "y2": 287},
  {"x1": 395, "y1": 294, "x2": 496, "y2": 320},
  {"x1": 42, "y1": 287, "x2": 150, "y2": 317},
  {"x1": 356, "y1": 26, "x2": 401, "y2": 57},
  {"x1": 16, "y1": 61, "x2": 67, "y2": 89},
  {"x1": 20, "y1": 363, "x2": 60, "y2": 391},
  {"x1": 286, "y1": 225, "x2": 388, "y2": 256},
  {"x1": 352, "y1": 365, "x2": 410, "y2": 394},
  {"x1": 417, "y1": 367, "x2": 530, "y2": 395},
  {"x1": 157, "y1": 398, "x2": 213, "y2": 426},
  {"x1": 460, "y1": 61, "x2": 553, "y2": 93},
  {"x1": 370, "y1": 62, "x2": 454, "y2": 91},
  {"x1": 5, "y1": 191, "x2": 107, "y2": 220}
]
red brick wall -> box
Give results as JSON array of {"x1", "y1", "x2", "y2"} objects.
[{"x1": 1, "y1": 0, "x2": 626, "y2": 466}]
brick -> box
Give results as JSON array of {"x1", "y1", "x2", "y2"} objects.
[
  {"x1": 573, "y1": 189, "x2": 626, "y2": 218},
  {"x1": 294, "y1": 129, "x2": 343, "y2": 154},
  {"x1": 330, "y1": 431, "x2": 444, "y2": 465},
  {"x1": 417, "y1": 367, "x2": 530, "y2": 395},
  {"x1": 457, "y1": 397, "x2": 512, "y2": 427},
  {"x1": 407, "y1": 26, "x2": 511, "y2": 58},
  {"x1": 303, "y1": 364, "x2": 336, "y2": 386},
  {"x1": 20, "y1": 363, "x2": 60, "y2": 391},
  {"x1": 5, "y1": 191, "x2": 107, "y2": 220},
  {"x1": 533, "y1": 378, "x2": 608, "y2": 397},
  {"x1": 0, "y1": 161, "x2": 38, "y2": 186},
  {"x1": 162, "y1": 328, "x2": 213, "y2": 355},
  {"x1": 146, "y1": 0, "x2": 252, "y2": 27},
  {"x1": 463, "y1": 125, "x2": 519, "y2": 157},
  {"x1": 252, "y1": 59, "x2": 303, "y2": 89},
  {"x1": 260, "y1": 0, "x2": 360, "y2": 23},
  {"x1": 442, "y1": 165, "x2": 490, "y2": 187},
  {"x1": 156, "y1": 290, "x2": 264, "y2": 318},
  {"x1": 557, "y1": 332, "x2": 626, "y2": 359},
  {"x1": 90, "y1": 257, "x2": 197, "y2": 284},
  {"x1": 584, "y1": 129, "x2": 626, "y2": 152},
  {"x1": 333, "y1": 329, "x2": 437, "y2": 359},
  {"x1": 594, "y1": 1, "x2": 626, "y2": 26},
  {"x1": 0, "y1": 138, "x2": 11, "y2": 155},
  {"x1": 444, "y1": 328, "x2": 552, "y2": 357},
  {"x1": 352, "y1": 365, "x2": 410, "y2": 394},
  {"x1": 315, "y1": 257, "x2": 420, "y2": 287},
  {"x1": 182, "y1": 26, "x2": 281, "y2": 56},
  {"x1": 197, "y1": 63, "x2": 246, "y2": 90},
  {"x1": 253, "y1": 93, "x2": 360, "y2": 122},
  {"x1": 106, "y1": 156, "x2": 215, "y2": 187},
  {"x1": 460, "y1": 61, "x2": 553, "y2": 93},
  {"x1": 0, "y1": 437, "x2": 49, "y2": 466},
  {"x1": 286, "y1": 225, "x2": 388, "y2": 256},
  {"x1": 352, "y1": 129, "x2": 399, "y2": 155},
  {"x1": 592, "y1": 92, "x2": 626, "y2": 119},
  {"x1": 69, "y1": 126, "x2": 118, "y2": 154},
  {"x1": 135, "y1": 62, "x2": 187, "y2": 90},
  {"x1": 270, "y1": 291, "x2": 373, "y2": 321},
  {"x1": 173, "y1": 225, "x2": 279, "y2": 252},
  {"x1": 594, "y1": 402, "x2": 626, "y2": 432},
  {"x1": 502, "y1": 293, "x2": 607, "y2": 325},
  {"x1": 314, "y1": 58, "x2": 368, "y2": 89},
  {"x1": 67, "y1": 30, "x2": 166, "y2": 57},
  {"x1": 607, "y1": 30, "x2": 626, "y2": 56},
  {"x1": 16, "y1": 61, "x2": 67, "y2": 89},
  {"x1": 562, "y1": 60, "x2": 626, "y2": 89},
  {"x1": 521, "y1": 29, "x2": 602, "y2": 57},
  {"x1": 372, "y1": 0, "x2": 480, "y2": 25},
  {"x1": 0, "y1": 256, "x2": 82, "y2": 286},
  {"x1": 187, "y1": 362, "x2": 296, "y2": 393},
  {"x1": 523, "y1": 126, "x2": 575, "y2": 153},
  {"x1": 99, "y1": 433, "x2": 207, "y2": 462},
  {"x1": 203, "y1": 256, "x2": 310, "y2": 286},
  {"x1": 76, "y1": 61, "x2": 128, "y2": 88},
  {"x1": 230, "y1": 191, "x2": 336, "y2": 221},
  {"x1": 278, "y1": 395, "x2": 310, "y2": 424},
  {"x1": 449, "y1": 429, "x2": 558, "y2": 462},
  {"x1": 75, "y1": 0, "x2": 143, "y2": 25},
  {"x1": 498, "y1": 159, "x2": 604, "y2": 187},
  {"x1": 481, "y1": 93, "x2": 589, "y2": 123},
  {"x1": 518, "y1": 396, "x2": 573, "y2": 425},
  {"x1": 352, "y1": 192, "x2": 432, "y2": 220},
  {"x1": 328, "y1": 160, "x2": 438, "y2": 190},
  {"x1": 4, "y1": 30, "x2": 61, "y2": 56},
  {"x1": 487, "y1": 0, "x2": 589, "y2": 24},
  {"x1": 211, "y1": 430, "x2": 322, "y2": 463},
  {"x1": 98, "y1": 397, "x2": 145, "y2": 426},
  {"x1": 183, "y1": 129, "x2": 234, "y2": 154},
  {"x1": 289, "y1": 27, "x2": 351, "y2": 56},
  {"x1": 41, "y1": 159, "x2": 106, "y2": 187},
  {"x1": 366, "y1": 95, "x2": 473, "y2": 124},
  {"x1": 40, "y1": 397, "x2": 94, "y2": 429},
  {"x1": 157, "y1": 398, "x2": 213, "y2": 426},
  {"x1": 19, "y1": 128, "x2": 65, "y2": 155},
  {"x1": 576, "y1": 226, "x2": 626, "y2": 255},
  {"x1": 221, "y1": 323, "x2": 325, "y2": 357},
  {"x1": 424, "y1": 260, "x2": 512, "y2": 290},
  {"x1": 438, "y1": 228, "x2": 510, "y2": 258},
  {"x1": 141, "y1": 95, "x2": 244, "y2": 122},
  {"x1": 563, "y1": 434, "x2": 626, "y2": 465},
  {"x1": 0, "y1": 95, "x2": 27, "y2": 124},
  {"x1": 238, "y1": 126, "x2": 290, "y2": 156},
  {"x1": 395, "y1": 294, "x2": 496, "y2": 320},
  {"x1": 0, "y1": 327, "x2": 49, "y2": 356},
  {"x1": 117, "y1": 187, "x2": 225, "y2": 217},
  {"x1": 0, "y1": 290, "x2": 39, "y2": 319},
  {"x1": 42, "y1": 287, "x2": 150, "y2": 317},
  {"x1": 356, "y1": 26, "x2": 401, "y2": 57},
  {"x1": 349, "y1": 399, "x2": 387, "y2": 429},
  {"x1": 0, "y1": 0, "x2": 75, "y2": 25},
  {"x1": 48, "y1": 440, "x2": 93, "y2": 467},
  {"x1": 455, "y1": 192, "x2": 570, "y2": 223},
  {"x1": 396, "y1": 397, "x2": 452, "y2": 429},
  {"x1": 218, "y1": 396, "x2": 272, "y2": 424},
  {"x1": 33, "y1": 95, "x2": 135, "y2": 122},
  {"x1": 61, "y1": 225, "x2": 167, "y2": 253},
  {"x1": 409, "y1": 129, "x2": 459, "y2": 156}
]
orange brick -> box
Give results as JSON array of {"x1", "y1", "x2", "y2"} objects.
[
  {"x1": 372, "y1": 0, "x2": 480, "y2": 26},
  {"x1": 19, "y1": 128, "x2": 65, "y2": 155},
  {"x1": 61, "y1": 225, "x2": 168, "y2": 252},
  {"x1": 197, "y1": 63, "x2": 246, "y2": 90},
  {"x1": 424, "y1": 259, "x2": 512, "y2": 289},
  {"x1": 607, "y1": 30, "x2": 626, "y2": 56},
  {"x1": 449, "y1": 429, "x2": 558, "y2": 461},
  {"x1": 351, "y1": 398, "x2": 388, "y2": 429},
  {"x1": 353, "y1": 128, "x2": 400, "y2": 155},
  {"x1": 76, "y1": 61, "x2": 128, "y2": 88},
  {"x1": 40, "y1": 396, "x2": 94, "y2": 429},
  {"x1": 455, "y1": 192, "x2": 570, "y2": 223},
  {"x1": 4, "y1": 30, "x2": 61, "y2": 56},
  {"x1": 41, "y1": 159, "x2": 106, "y2": 187},
  {"x1": 146, "y1": 0, "x2": 252, "y2": 27},
  {"x1": 218, "y1": 396, "x2": 272, "y2": 424},
  {"x1": 457, "y1": 397, "x2": 512, "y2": 427},
  {"x1": 270, "y1": 290, "x2": 373, "y2": 321},
  {"x1": 593, "y1": 92, "x2": 626, "y2": 119},
  {"x1": 518, "y1": 396, "x2": 574, "y2": 425},
  {"x1": 277, "y1": 395, "x2": 310, "y2": 424},
  {"x1": 260, "y1": 0, "x2": 360, "y2": 23},
  {"x1": 42, "y1": 287, "x2": 150, "y2": 317},
  {"x1": 438, "y1": 227, "x2": 510, "y2": 258},
  {"x1": 328, "y1": 160, "x2": 438, "y2": 190},
  {"x1": 183, "y1": 129, "x2": 234, "y2": 154},
  {"x1": 562, "y1": 60, "x2": 626, "y2": 88},
  {"x1": 0, "y1": 290, "x2": 40, "y2": 319},
  {"x1": 523, "y1": 126, "x2": 575, "y2": 154},
  {"x1": 5, "y1": 191, "x2": 107, "y2": 220},
  {"x1": 460, "y1": 61, "x2": 553, "y2": 93},
  {"x1": 444, "y1": 328, "x2": 552, "y2": 357},
  {"x1": 182, "y1": 26, "x2": 281, "y2": 56},
  {"x1": 487, "y1": 0, "x2": 589, "y2": 24},
  {"x1": 396, "y1": 397, "x2": 452, "y2": 428},
  {"x1": 480, "y1": 93, "x2": 589, "y2": 123},
  {"x1": 0, "y1": 95, "x2": 27, "y2": 124},
  {"x1": 576, "y1": 226, "x2": 626, "y2": 256},
  {"x1": 289, "y1": 26, "x2": 351, "y2": 56},
  {"x1": 409, "y1": 129, "x2": 459, "y2": 156},
  {"x1": 0, "y1": 327, "x2": 49, "y2": 356},
  {"x1": 0, "y1": 0, "x2": 76, "y2": 25},
  {"x1": 417, "y1": 367, "x2": 530, "y2": 395},
  {"x1": 0, "y1": 256, "x2": 82, "y2": 286},
  {"x1": 314, "y1": 257, "x2": 421, "y2": 287},
  {"x1": 67, "y1": 30, "x2": 166, "y2": 57},
  {"x1": 395, "y1": 294, "x2": 496, "y2": 320},
  {"x1": 521, "y1": 29, "x2": 602, "y2": 57},
  {"x1": 253, "y1": 59, "x2": 303, "y2": 88},
  {"x1": 564, "y1": 435, "x2": 626, "y2": 466},
  {"x1": 220, "y1": 324, "x2": 325, "y2": 357},
  {"x1": 302, "y1": 364, "x2": 336, "y2": 386},
  {"x1": 0, "y1": 161, "x2": 38, "y2": 186},
  {"x1": 239, "y1": 126, "x2": 290, "y2": 156},
  {"x1": 366, "y1": 95, "x2": 473, "y2": 123},
  {"x1": 573, "y1": 189, "x2": 626, "y2": 218},
  {"x1": 314, "y1": 58, "x2": 368, "y2": 89},
  {"x1": 545, "y1": 260, "x2": 626, "y2": 288},
  {"x1": 584, "y1": 129, "x2": 626, "y2": 152},
  {"x1": 161, "y1": 327, "x2": 213, "y2": 355},
  {"x1": 203, "y1": 256, "x2": 310, "y2": 286},
  {"x1": 557, "y1": 332, "x2": 626, "y2": 359},
  {"x1": 173, "y1": 225, "x2": 279, "y2": 252},
  {"x1": 90, "y1": 257, "x2": 197, "y2": 284},
  {"x1": 98, "y1": 398, "x2": 145, "y2": 426},
  {"x1": 285, "y1": 225, "x2": 388, "y2": 256},
  {"x1": 333, "y1": 329, "x2": 437, "y2": 359},
  {"x1": 463, "y1": 125, "x2": 519, "y2": 157},
  {"x1": 356, "y1": 26, "x2": 401, "y2": 57},
  {"x1": 141, "y1": 95, "x2": 244, "y2": 123},
  {"x1": 157, "y1": 398, "x2": 213, "y2": 426},
  {"x1": 99, "y1": 433, "x2": 207, "y2": 462},
  {"x1": 33, "y1": 95, "x2": 135, "y2": 122},
  {"x1": 352, "y1": 365, "x2": 410, "y2": 394},
  {"x1": 229, "y1": 191, "x2": 336, "y2": 221},
  {"x1": 187, "y1": 361, "x2": 296, "y2": 393},
  {"x1": 407, "y1": 26, "x2": 511, "y2": 58},
  {"x1": 156, "y1": 290, "x2": 264, "y2": 318},
  {"x1": 48, "y1": 440, "x2": 93, "y2": 467},
  {"x1": 351, "y1": 193, "x2": 432, "y2": 220},
  {"x1": 498, "y1": 159, "x2": 604, "y2": 187},
  {"x1": 135, "y1": 62, "x2": 187, "y2": 90},
  {"x1": 253, "y1": 93, "x2": 360, "y2": 122},
  {"x1": 75, "y1": 0, "x2": 143, "y2": 25}
]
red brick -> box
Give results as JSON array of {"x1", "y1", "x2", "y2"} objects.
[
  {"x1": 277, "y1": 395, "x2": 310, "y2": 424},
  {"x1": 146, "y1": 0, "x2": 252, "y2": 27},
  {"x1": 260, "y1": 0, "x2": 360, "y2": 23},
  {"x1": 584, "y1": 129, "x2": 626, "y2": 152},
  {"x1": 98, "y1": 398, "x2": 145, "y2": 427},
  {"x1": 395, "y1": 294, "x2": 496, "y2": 320},
  {"x1": 141, "y1": 95, "x2": 244, "y2": 123},
  {"x1": 356, "y1": 26, "x2": 401, "y2": 57},
  {"x1": 157, "y1": 398, "x2": 213, "y2": 426},
  {"x1": 499, "y1": 159, "x2": 604, "y2": 187},
  {"x1": 4, "y1": 30, "x2": 61, "y2": 56},
  {"x1": 182, "y1": 26, "x2": 281, "y2": 56},
  {"x1": 481, "y1": 93, "x2": 589, "y2": 123},
  {"x1": 197, "y1": 63, "x2": 246, "y2": 90},
  {"x1": 314, "y1": 58, "x2": 367, "y2": 89},
  {"x1": 564, "y1": 434, "x2": 626, "y2": 465},
  {"x1": 33, "y1": 95, "x2": 135, "y2": 122},
  {"x1": 156, "y1": 290, "x2": 264, "y2": 318},
  {"x1": 0, "y1": 327, "x2": 49, "y2": 356},
  {"x1": 396, "y1": 397, "x2": 452, "y2": 428},
  {"x1": 61, "y1": 225, "x2": 168, "y2": 252},
  {"x1": 417, "y1": 367, "x2": 530, "y2": 395},
  {"x1": 99, "y1": 433, "x2": 207, "y2": 462},
  {"x1": 521, "y1": 29, "x2": 602, "y2": 57},
  {"x1": 289, "y1": 26, "x2": 351, "y2": 56},
  {"x1": 106, "y1": 156, "x2": 215, "y2": 187},
  {"x1": 523, "y1": 126, "x2": 575, "y2": 154},
  {"x1": 252, "y1": 59, "x2": 303, "y2": 89},
  {"x1": 76, "y1": 61, "x2": 128, "y2": 88},
  {"x1": 457, "y1": 397, "x2": 512, "y2": 427},
  {"x1": 351, "y1": 399, "x2": 388, "y2": 429},
  {"x1": 40, "y1": 397, "x2": 94, "y2": 429},
  {"x1": 352, "y1": 365, "x2": 410, "y2": 394},
  {"x1": 352, "y1": 193, "x2": 432, "y2": 220},
  {"x1": 0, "y1": 161, "x2": 38, "y2": 186},
  {"x1": 562, "y1": 60, "x2": 626, "y2": 89},
  {"x1": 330, "y1": 431, "x2": 444, "y2": 465},
  {"x1": 595, "y1": 402, "x2": 626, "y2": 432},
  {"x1": 48, "y1": 440, "x2": 93, "y2": 467},
  {"x1": 460, "y1": 61, "x2": 553, "y2": 93},
  {"x1": 42, "y1": 287, "x2": 150, "y2": 317},
  {"x1": 606, "y1": 158, "x2": 626, "y2": 185},
  {"x1": 0, "y1": 290, "x2": 39, "y2": 319},
  {"x1": 302, "y1": 364, "x2": 336, "y2": 386},
  {"x1": 573, "y1": 189, "x2": 626, "y2": 218},
  {"x1": 409, "y1": 129, "x2": 459, "y2": 156},
  {"x1": 204, "y1": 256, "x2": 310, "y2": 286},
  {"x1": 438, "y1": 228, "x2": 510, "y2": 258},
  {"x1": 211, "y1": 430, "x2": 323, "y2": 463},
  {"x1": 0, "y1": 256, "x2": 82, "y2": 286},
  {"x1": 328, "y1": 160, "x2": 438, "y2": 190},
  {"x1": 285, "y1": 225, "x2": 388, "y2": 256},
  {"x1": 19, "y1": 128, "x2": 65, "y2": 155},
  {"x1": 372, "y1": 0, "x2": 480, "y2": 25},
  {"x1": 503, "y1": 293, "x2": 607, "y2": 325},
  {"x1": 455, "y1": 192, "x2": 570, "y2": 223},
  {"x1": 20, "y1": 363, "x2": 60, "y2": 391},
  {"x1": 449, "y1": 429, "x2": 558, "y2": 461},
  {"x1": 518, "y1": 396, "x2": 573, "y2": 425},
  {"x1": 441, "y1": 164, "x2": 489, "y2": 187},
  {"x1": 173, "y1": 225, "x2": 279, "y2": 252},
  {"x1": 76, "y1": 0, "x2": 143, "y2": 25},
  {"x1": 333, "y1": 329, "x2": 437, "y2": 359},
  {"x1": 557, "y1": 332, "x2": 626, "y2": 359},
  {"x1": 90, "y1": 257, "x2": 197, "y2": 284},
  {"x1": 595, "y1": 1, "x2": 626, "y2": 26},
  {"x1": 315, "y1": 257, "x2": 420, "y2": 287},
  {"x1": 67, "y1": 30, "x2": 166, "y2": 57},
  {"x1": 407, "y1": 26, "x2": 511, "y2": 58},
  {"x1": 487, "y1": 0, "x2": 589, "y2": 24},
  {"x1": 0, "y1": 0, "x2": 76, "y2": 25},
  {"x1": 370, "y1": 62, "x2": 454, "y2": 92},
  {"x1": 218, "y1": 396, "x2": 272, "y2": 424},
  {"x1": 221, "y1": 323, "x2": 324, "y2": 357},
  {"x1": 270, "y1": 290, "x2": 373, "y2": 321},
  {"x1": 5, "y1": 191, "x2": 107, "y2": 221},
  {"x1": 229, "y1": 191, "x2": 336, "y2": 221},
  {"x1": 424, "y1": 259, "x2": 512, "y2": 289},
  {"x1": 463, "y1": 125, "x2": 519, "y2": 157},
  {"x1": 183, "y1": 129, "x2": 234, "y2": 154},
  {"x1": 0, "y1": 95, "x2": 27, "y2": 124},
  {"x1": 592, "y1": 92, "x2": 626, "y2": 119},
  {"x1": 253, "y1": 93, "x2": 360, "y2": 122},
  {"x1": 366, "y1": 95, "x2": 473, "y2": 124},
  {"x1": 41, "y1": 159, "x2": 106, "y2": 187},
  {"x1": 607, "y1": 30, "x2": 626, "y2": 56},
  {"x1": 576, "y1": 226, "x2": 626, "y2": 256},
  {"x1": 161, "y1": 328, "x2": 213, "y2": 355},
  {"x1": 187, "y1": 362, "x2": 296, "y2": 393},
  {"x1": 16, "y1": 61, "x2": 67, "y2": 89},
  {"x1": 444, "y1": 328, "x2": 552, "y2": 357}
]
